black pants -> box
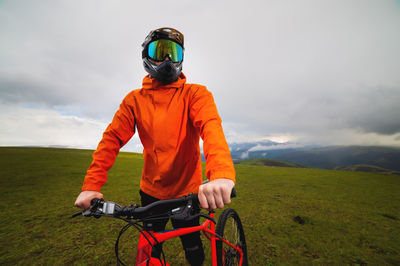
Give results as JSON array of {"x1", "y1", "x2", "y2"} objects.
[{"x1": 140, "y1": 190, "x2": 204, "y2": 266}]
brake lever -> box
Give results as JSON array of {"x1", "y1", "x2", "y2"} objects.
[
  {"x1": 170, "y1": 196, "x2": 195, "y2": 221},
  {"x1": 71, "y1": 211, "x2": 83, "y2": 218},
  {"x1": 71, "y1": 208, "x2": 100, "y2": 218},
  {"x1": 71, "y1": 198, "x2": 105, "y2": 219},
  {"x1": 83, "y1": 209, "x2": 95, "y2": 217},
  {"x1": 89, "y1": 198, "x2": 105, "y2": 218},
  {"x1": 170, "y1": 197, "x2": 216, "y2": 224}
]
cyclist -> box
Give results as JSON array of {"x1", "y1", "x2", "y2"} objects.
[{"x1": 74, "y1": 27, "x2": 235, "y2": 266}]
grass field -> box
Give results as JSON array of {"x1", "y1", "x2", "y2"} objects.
[{"x1": 0, "y1": 147, "x2": 399, "y2": 265}]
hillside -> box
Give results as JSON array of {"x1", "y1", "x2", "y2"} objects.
[
  {"x1": 237, "y1": 158, "x2": 306, "y2": 168},
  {"x1": 0, "y1": 147, "x2": 399, "y2": 265},
  {"x1": 228, "y1": 143, "x2": 400, "y2": 172},
  {"x1": 273, "y1": 146, "x2": 400, "y2": 171},
  {"x1": 334, "y1": 164, "x2": 400, "y2": 175}
]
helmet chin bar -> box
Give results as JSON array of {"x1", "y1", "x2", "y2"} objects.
[{"x1": 143, "y1": 57, "x2": 183, "y2": 84}]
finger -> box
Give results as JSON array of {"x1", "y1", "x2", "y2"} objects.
[
  {"x1": 198, "y1": 185, "x2": 209, "y2": 209},
  {"x1": 214, "y1": 187, "x2": 225, "y2": 209},
  {"x1": 77, "y1": 202, "x2": 86, "y2": 210},
  {"x1": 221, "y1": 187, "x2": 231, "y2": 205},
  {"x1": 205, "y1": 188, "x2": 217, "y2": 210},
  {"x1": 85, "y1": 200, "x2": 92, "y2": 210},
  {"x1": 78, "y1": 198, "x2": 90, "y2": 210},
  {"x1": 74, "y1": 197, "x2": 84, "y2": 209}
]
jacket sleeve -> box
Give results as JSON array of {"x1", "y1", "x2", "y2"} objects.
[
  {"x1": 189, "y1": 86, "x2": 235, "y2": 183},
  {"x1": 81, "y1": 94, "x2": 136, "y2": 192}
]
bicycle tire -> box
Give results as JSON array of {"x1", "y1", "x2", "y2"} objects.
[{"x1": 216, "y1": 208, "x2": 248, "y2": 266}]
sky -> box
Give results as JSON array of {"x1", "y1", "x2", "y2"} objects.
[{"x1": 1, "y1": 0, "x2": 400, "y2": 152}]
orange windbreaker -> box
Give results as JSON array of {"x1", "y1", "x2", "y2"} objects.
[{"x1": 82, "y1": 73, "x2": 235, "y2": 199}]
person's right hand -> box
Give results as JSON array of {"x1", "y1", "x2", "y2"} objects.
[{"x1": 74, "y1": 190, "x2": 103, "y2": 210}]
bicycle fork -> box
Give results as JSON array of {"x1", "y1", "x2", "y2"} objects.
[{"x1": 202, "y1": 213, "x2": 244, "y2": 266}]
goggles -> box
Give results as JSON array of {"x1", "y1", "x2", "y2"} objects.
[{"x1": 147, "y1": 39, "x2": 183, "y2": 63}]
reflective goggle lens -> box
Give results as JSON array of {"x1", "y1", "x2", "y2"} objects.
[{"x1": 148, "y1": 39, "x2": 183, "y2": 63}]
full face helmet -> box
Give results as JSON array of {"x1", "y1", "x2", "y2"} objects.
[{"x1": 142, "y1": 27, "x2": 184, "y2": 84}]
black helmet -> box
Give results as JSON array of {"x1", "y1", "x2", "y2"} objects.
[{"x1": 142, "y1": 27, "x2": 184, "y2": 84}]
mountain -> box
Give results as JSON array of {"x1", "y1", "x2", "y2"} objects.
[
  {"x1": 271, "y1": 146, "x2": 400, "y2": 172},
  {"x1": 228, "y1": 142, "x2": 400, "y2": 172}
]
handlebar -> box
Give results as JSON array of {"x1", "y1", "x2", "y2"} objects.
[{"x1": 72, "y1": 187, "x2": 236, "y2": 220}]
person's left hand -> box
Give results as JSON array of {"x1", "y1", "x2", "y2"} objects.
[{"x1": 198, "y1": 178, "x2": 235, "y2": 210}]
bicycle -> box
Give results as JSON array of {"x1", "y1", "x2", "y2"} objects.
[{"x1": 72, "y1": 190, "x2": 248, "y2": 266}]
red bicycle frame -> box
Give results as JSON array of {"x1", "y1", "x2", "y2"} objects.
[{"x1": 135, "y1": 212, "x2": 244, "y2": 266}]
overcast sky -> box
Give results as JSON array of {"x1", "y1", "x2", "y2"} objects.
[{"x1": 1, "y1": 0, "x2": 400, "y2": 152}]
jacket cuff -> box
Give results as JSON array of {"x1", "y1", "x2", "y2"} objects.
[
  {"x1": 81, "y1": 183, "x2": 102, "y2": 192},
  {"x1": 208, "y1": 171, "x2": 236, "y2": 183}
]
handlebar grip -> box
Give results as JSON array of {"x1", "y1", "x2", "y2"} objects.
[
  {"x1": 90, "y1": 198, "x2": 103, "y2": 206},
  {"x1": 231, "y1": 187, "x2": 236, "y2": 198}
]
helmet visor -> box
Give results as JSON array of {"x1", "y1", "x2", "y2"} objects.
[{"x1": 147, "y1": 39, "x2": 183, "y2": 63}]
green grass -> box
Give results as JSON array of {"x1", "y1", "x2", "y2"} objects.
[
  {"x1": 0, "y1": 147, "x2": 399, "y2": 265},
  {"x1": 238, "y1": 158, "x2": 306, "y2": 168}
]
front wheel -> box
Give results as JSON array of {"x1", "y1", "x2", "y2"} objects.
[{"x1": 216, "y1": 208, "x2": 248, "y2": 266}]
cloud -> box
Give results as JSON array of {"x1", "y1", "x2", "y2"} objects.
[
  {"x1": 1, "y1": 0, "x2": 400, "y2": 149},
  {"x1": 0, "y1": 105, "x2": 105, "y2": 148},
  {"x1": 343, "y1": 87, "x2": 400, "y2": 135},
  {"x1": 248, "y1": 143, "x2": 304, "y2": 152},
  {"x1": 0, "y1": 104, "x2": 143, "y2": 151},
  {"x1": 0, "y1": 71, "x2": 69, "y2": 106},
  {"x1": 0, "y1": 0, "x2": 145, "y2": 119},
  {"x1": 240, "y1": 151, "x2": 249, "y2": 160},
  {"x1": 256, "y1": 85, "x2": 400, "y2": 136}
]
